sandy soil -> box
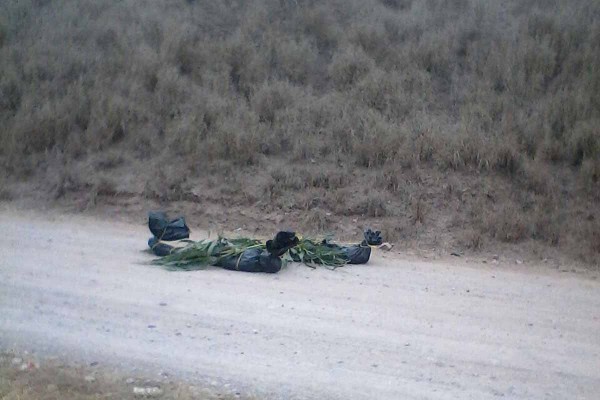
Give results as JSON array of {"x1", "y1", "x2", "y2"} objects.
[{"x1": 1, "y1": 208, "x2": 599, "y2": 399}]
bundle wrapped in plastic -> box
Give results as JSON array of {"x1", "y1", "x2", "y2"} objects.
[
  {"x1": 147, "y1": 212, "x2": 298, "y2": 273},
  {"x1": 147, "y1": 211, "x2": 383, "y2": 272},
  {"x1": 148, "y1": 211, "x2": 190, "y2": 241},
  {"x1": 289, "y1": 229, "x2": 383, "y2": 267}
]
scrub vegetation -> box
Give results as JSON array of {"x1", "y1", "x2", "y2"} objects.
[{"x1": 1, "y1": 0, "x2": 599, "y2": 262}]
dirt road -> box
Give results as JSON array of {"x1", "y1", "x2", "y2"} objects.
[{"x1": 1, "y1": 209, "x2": 599, "y2": 399}]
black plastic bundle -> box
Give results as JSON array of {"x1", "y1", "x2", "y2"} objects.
[
  {"x1": 217, "y1": 231, "x2": 299, "y2": 273},
  {"x1": 147, "y1": 211, "x2": 299, "y2": 273},
  {"x1": 216, "y1": 250, "x2": 283, "y2": 273},
  {"x1": 148, "y1": 211, "x2": 190, "y2": 241},
  {"x1": 147, "y1": 211, "x2": 190, "y2": 256},
  {"x1": 320, "y1": 229, "x2": 383, "y2": 265},
  {"x1": 147, "y1": 211, "x2": 383, "y2": 271}
]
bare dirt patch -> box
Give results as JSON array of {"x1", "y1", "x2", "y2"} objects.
[{"x1": 0, "y1": 352, "x2": 241, "y2": 400}]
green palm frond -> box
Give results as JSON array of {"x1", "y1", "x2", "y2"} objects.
[
  {"x1": 288, "y1": 238, "x2": 349, "y2": 269},
  {"x1": 152, "y1": 235, "x2": 350, "y2": 270}
]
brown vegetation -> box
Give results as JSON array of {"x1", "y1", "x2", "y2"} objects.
[{"x1": 0, "y1": 0, "x2": 599, "y2": 263}]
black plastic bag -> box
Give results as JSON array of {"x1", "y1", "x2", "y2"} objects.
[
  {"x1": 148, "y1": 237, "x2": 176, "y2": 257},
  {"x1": 342, "y1": 244, "x2": 372, "y2": 264},
  {"x1": 217, "y1": 231, "x2": 297, "y2": 273},
  {"x1": 318, "y1": 228, "x2": 382, "y2": 265},
  {"x1": 266, "y1": 231, "x2": 300, "y2": 257},
  {"x1": 364, "y1": 229, "x2": 383, "y2": 246},
  {"x1": 148, "y1": 211, "x2": 190, "y2": 241},
  {"x1": 216, "y1": 248, "x2": 283, "y2": 273}
]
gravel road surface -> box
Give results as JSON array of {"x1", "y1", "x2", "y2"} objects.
[{"x1": 1, "y1": 210, "x2": 599, "y2": 399}]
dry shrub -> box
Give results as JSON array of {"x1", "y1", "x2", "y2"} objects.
[
  {"x1": 358, "y1": 197, "x2": 389, "y2": 218},
  {"x1": 301, "y1": 6, "x2": 339, "y2": 52},
  {"x1": 380, "y1": 217, "x2": 413, "y2": 243},
  {"x1": 251, "y1": 81, "x2": 301, "y2": 124},
  {"x1": 585, "y1": 221, "x2": 600, "y2": 262},
  {"x1": 521, "y1": 159, "x2": 552, "y2": 195},
  {"x1": 86, "y1": 177, "x2": 118, "y2": 208},
  {"x1": 301, "y1": 208, "x2": 333, "y2": 233},
  {"x1": 0, "y1": 18, "x2": 6, "y2": 48},
  {"x1": 569, "y1": 121, "x2": 599, "y2": 166},
  {"x1": 375, "y1": 166, "x2": 403, "y2": 193},
  {"x1": 580, "y1": 158, "x2": 600, "y2": 192},
  {"x1": 460, "y1": 228, "x2": 484, "y2": 250},
  {"x1": 272, "y1": 37, "x2": 318, "y2": 85},
  {"x1": 353, "y1": 69, "x2": 409, "y2": 119},
  {"x1": 484, "y1": 205, "x2": 529, "y2": 243},
  {"x1": 143, "y1": 165, "x2": 190, "y2": 202},
  {"x1": 93, "y1": 152, "x2": 126, "y2": 170},
  {"x1": 409, "y1": 193, "x2": 427, "y2": 225},
  {"x1": 329, "y1": 47, "x2": 373, "y2": 90},
  {"x1": 0, "y1": 73, "x2": 21, "y2": 112},
  {"x1": 48, "y1": 161, "x2": 88, "y2": 200}
]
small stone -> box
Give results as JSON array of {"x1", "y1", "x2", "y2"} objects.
[
  {"x1": 126, "y1": 378, "x2": 135, "y2": 384},
  {"x1": 450, "y1": 252, "x2": 461, "y2": 257},
  {"x1": 492, "y1": 254, "x2": 499, "y2": 260},
  {"x1": 159, "y1": 302, "x2": 167, "y2": 307},
  {"x1": 90, "y1": 361, "x2": 98, "y2": 367},
  {"x1": 11, "y1": 357, "x2": 22, "y2": 365},
  {"x1": 133, "y1": 387, "x2": 163, "y2": 397},
  {"x1": 516, "y1": 259, "x2": 523, "y2": 265},
  {"x1": 84, "y1": 375, "x2": 96, "y2": 383},
  {"x1": 19, "y1": 363, "x2": 29, "y2": 371},
  {"x1": 147, "y1": 325, "x2": 156, "y2": 329},
  {"x1": 378, "y1": 243, "x2": 394, "y2": 252}
]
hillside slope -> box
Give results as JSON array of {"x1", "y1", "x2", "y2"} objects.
[{"x1": 0, "y1": 0, "x2": 599, "y2": 262}]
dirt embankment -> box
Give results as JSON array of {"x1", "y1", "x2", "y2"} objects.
[{"x1": 1, "y1": 0, "x2": 600, "y2": 265}]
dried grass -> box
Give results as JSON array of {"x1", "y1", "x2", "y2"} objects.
[{"x1": 1, "y1": 0, "x2": 599, "y2": 263}]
